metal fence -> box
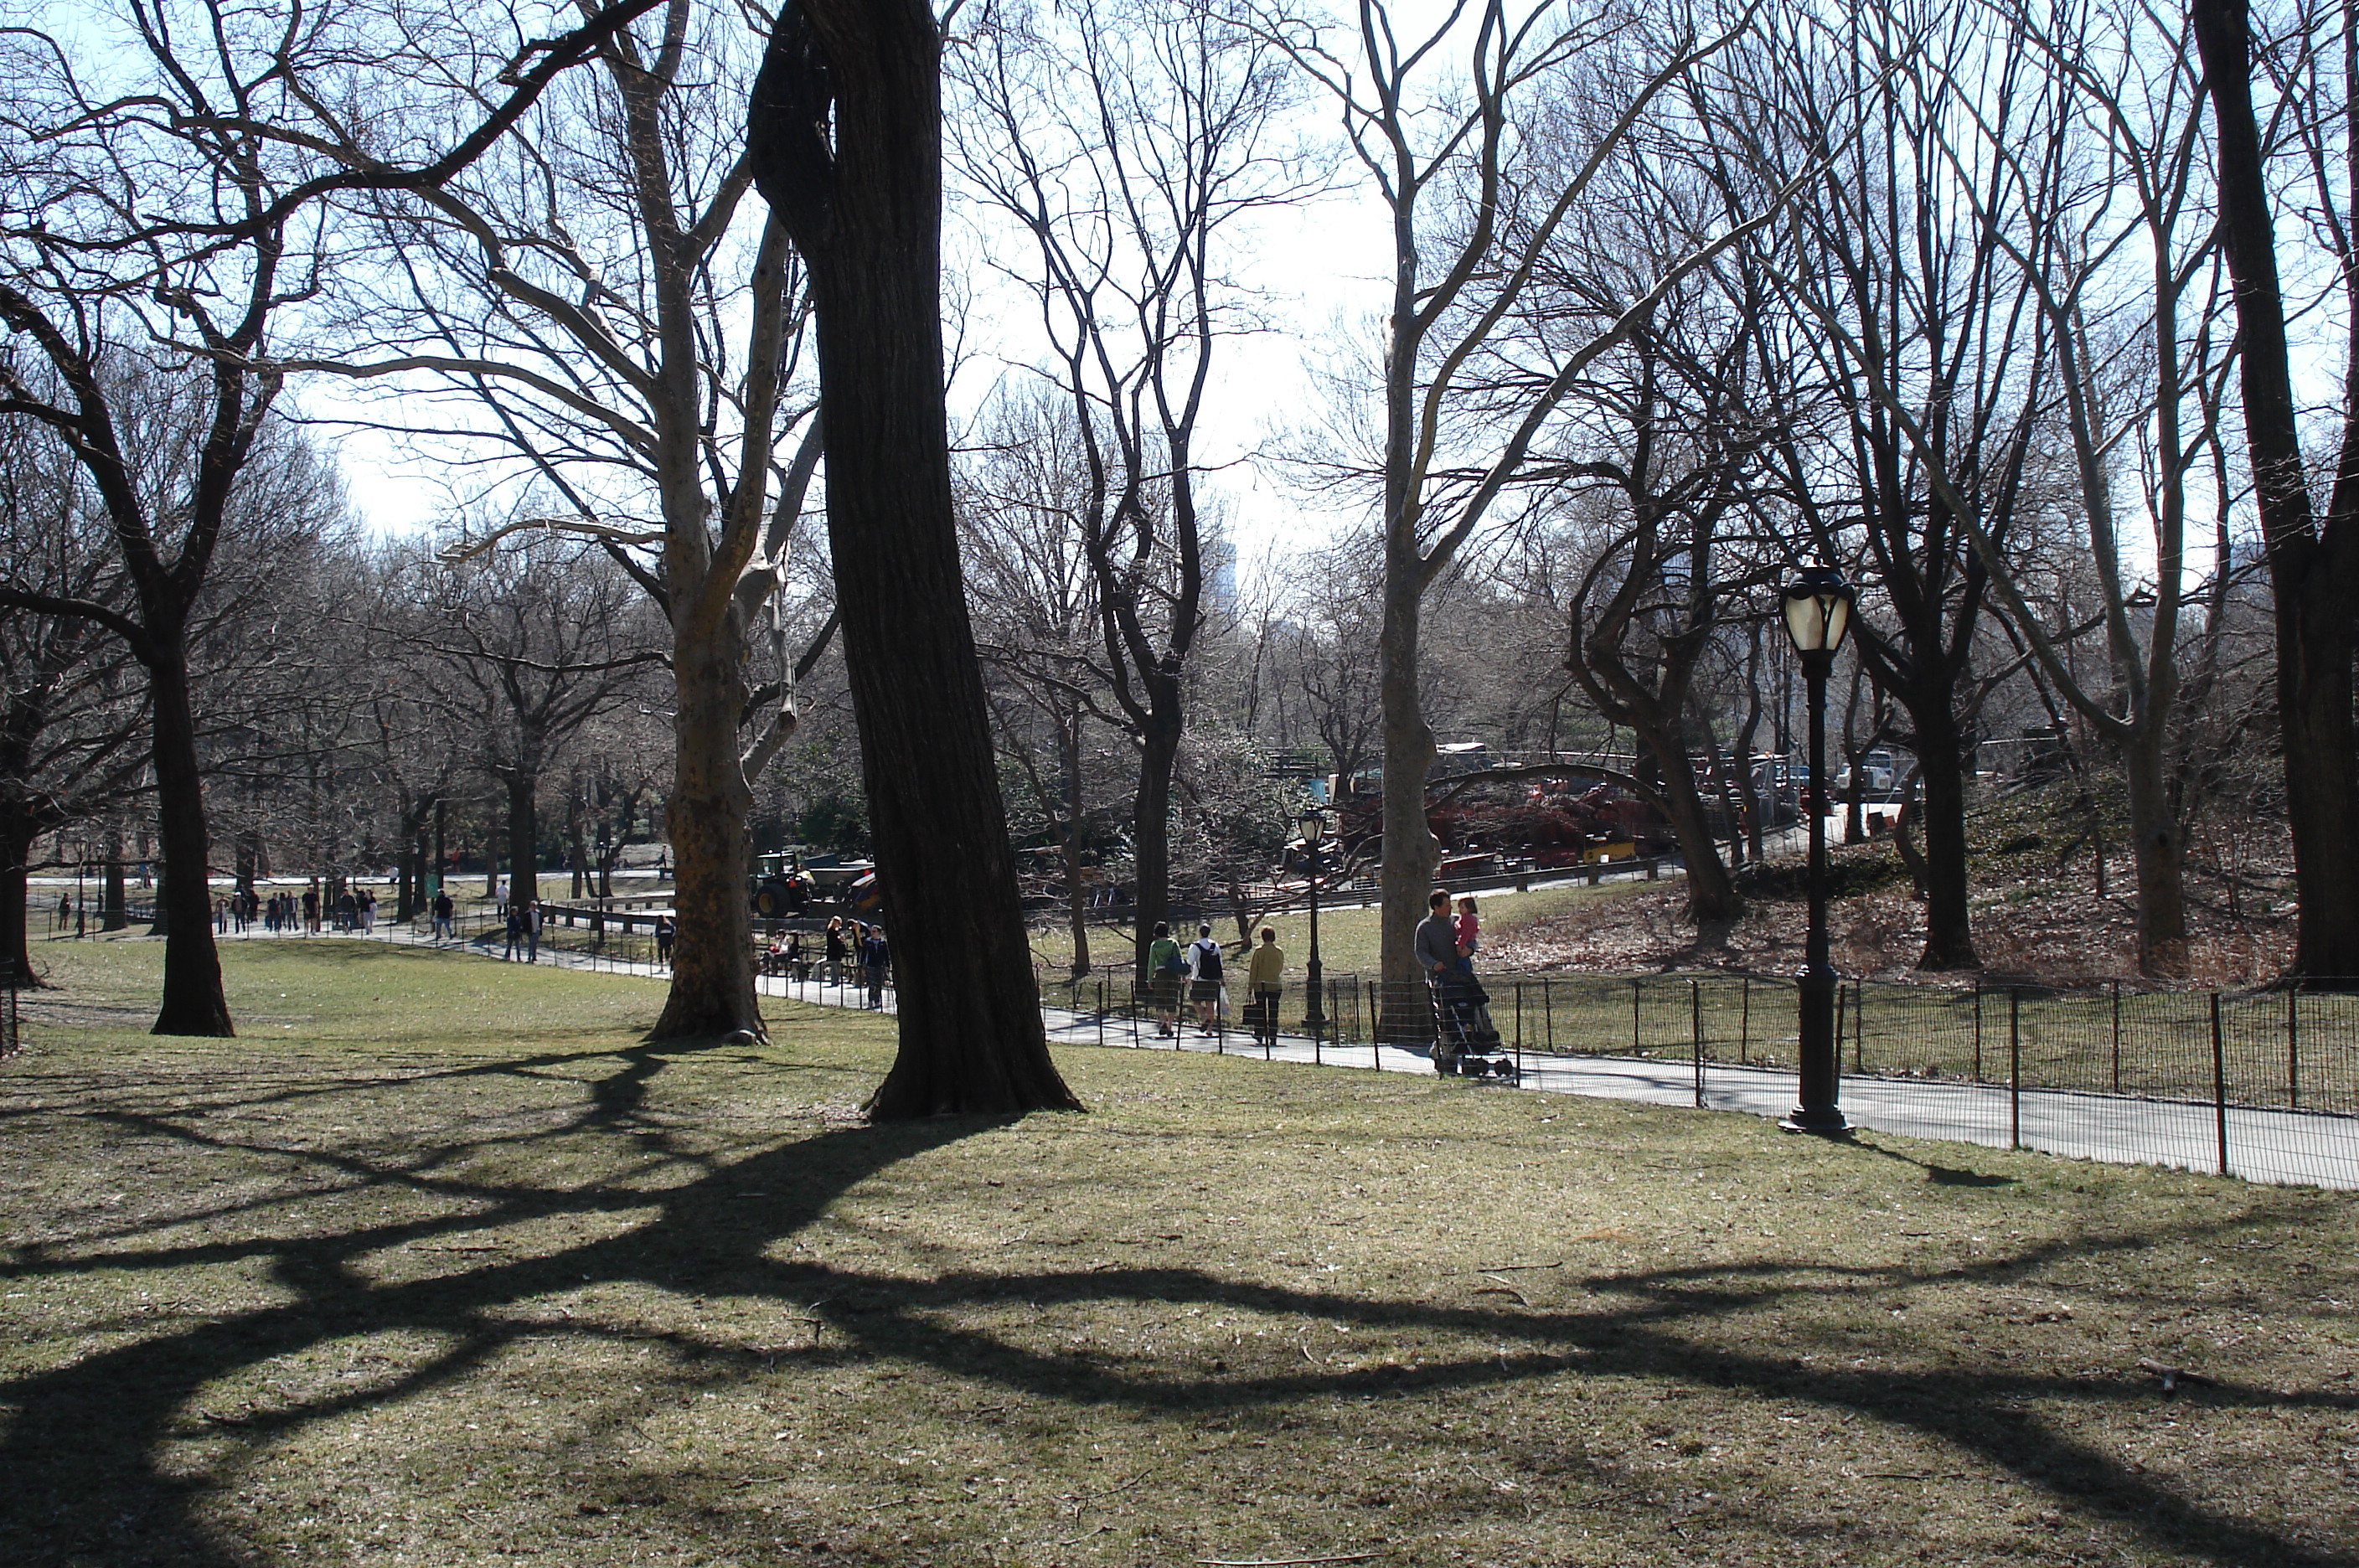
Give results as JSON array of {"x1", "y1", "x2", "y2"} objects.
[{"x1": 1026, "y1": 968, "x2": 2359, "y2": 1189}]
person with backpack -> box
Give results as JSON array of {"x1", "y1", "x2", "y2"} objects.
[{"x1": 1185, "y1": 924, "x2": 1226, "y2": 1035}]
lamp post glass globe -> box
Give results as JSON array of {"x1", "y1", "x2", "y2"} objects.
[
  {"x1": 1781, "y1": 565, "x2": 1853, "y2": 655},
  {"x1": 1780, "y1": 565, "x2": 1852, "y2": 1136}
]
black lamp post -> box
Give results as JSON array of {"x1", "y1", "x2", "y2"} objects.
[
  {"x1": 1299, "y1": 805, "x2": 1329, "y2": 1038},
  {"x1": 75, "y1": 839, "x2": 87, "y2": 940},
  {"x1": 1779, "y1": 565, "x2": 1855, "y2": 1135}
]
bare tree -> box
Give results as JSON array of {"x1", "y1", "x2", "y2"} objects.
[
  {"x1": 307, "y1": 0, "x2": 832, "y2": 1038},
  {"x1": 0, "y1": 420, "x2": 149, "y2": 983},
  {"x1": 751, "y1": 0, "x2": 1078, "y2": 1114},
  {"x1": 2191, "y1": 0, "x2": 2359, "y2": 983},
  {"x1": 401, "y1": 534, "x2": 665, "y2": 904},
  {"x1": 1251, "y1": 0, "x2": 1783, "y2": 1017},
  {"x1": 949, "y1": 0, "x2": 1314, "y2": 979},
  {"x1": 960, "y1": 390, "x2": 1123, "y2": 977}
]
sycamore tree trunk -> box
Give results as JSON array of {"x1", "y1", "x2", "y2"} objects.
[
  {"x1": 147, "y1": 642, "x2": 232, "y2": 1034},
  {"x1": 750, "y1": 0, "x2": 1076, "y2": 1114},
  {"x1": 1061, "y1": 717, "x2": 1091, "y2": 979},
  {"x1": 2120, "y1": 726, "x2": 2188, "y2": 975},
  {"x1": 653, "y1": 620, "x2": 762, "y2": 1038},
  {"x1": 1129, "y1": 708, "x2": 1180, "y2": 977},
  {"x1": 1376, "y1": 562, "x2": 1438, "y2": 1040}
]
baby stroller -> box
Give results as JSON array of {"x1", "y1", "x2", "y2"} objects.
[{"x1": 1429, "y1": 972, "x2": 1515, "y2": 1079}]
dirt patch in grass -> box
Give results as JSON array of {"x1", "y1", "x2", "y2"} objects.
[{"x1": 3, "y1": 941, "x2": 2356, "y2": 1566}]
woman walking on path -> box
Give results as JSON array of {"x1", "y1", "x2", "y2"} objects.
[
  {"x1": 1247, "y1": 926, "x2": 1285, "y2": 1048},
  {"x1": 1145, "y1": 921, "x2": 1184, "y2": 1037}
]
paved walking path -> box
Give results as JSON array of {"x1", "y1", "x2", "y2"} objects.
[{"x1": 209, "y1": 919, "x2": 2358, "y2": 1192}]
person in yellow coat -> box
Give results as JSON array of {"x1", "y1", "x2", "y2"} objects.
[{"x1": 1246, "y1": 926, "x2": 1285, "y2": 1049}]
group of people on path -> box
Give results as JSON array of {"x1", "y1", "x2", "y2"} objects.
[
  {"x1": 1143, "y1": 920, "x2": 1290, "y2": 1047},
  {"x1": 765, "y1": 916, "x2": 890, "y2": 1008},
  {"x1": 1138, "y1": 890, "x2": 1487, "y2": 1048}
]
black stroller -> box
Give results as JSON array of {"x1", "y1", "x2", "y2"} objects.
[{"x1": 1429, "y1": 972, "x2": 1515, "y2": 1078}]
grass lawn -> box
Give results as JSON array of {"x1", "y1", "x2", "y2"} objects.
[
  {"x1": 4, "y1": 941, "x2": 2357, "y2": 1567},
  {"x1": 1026, "y1": 880, "x2": 1654, "y2": 979}
]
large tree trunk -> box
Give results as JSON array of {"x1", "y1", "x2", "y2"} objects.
[
  {"x1": 2119, "y1": 727, "x2": 2188, "y2": 976},
  {"x1": 101, "y1": 840, "x2": 125, "y2": 931},
  {"x1": 0, "y1": 813, "x2": 36, "y2": 987},
  {"x1": 653, "y1": 624, "x2": 762, "y2": 1038},
  {"x1": 146, "y1": 645, "x2": 232, "y2": 1035},
  {"x1": 750, "y1": 0, "x2": 1076, "y2": 1115},
  {"x1": 1626, "y1": 713, "x2": 1738, "y2": 921},
  {"x1": 1128, "y1": 709, "x2": 1179, "y2": 977},
  {"x1": 505, "y1": 772, "x2": 539, "y2": 910},
  {"x1": 2193, "y1": 0, "x2": 2359, "y2": 983},
  {"x1": 1061, "y1": 717, "x2": 1091, "y2": 980},
  {"x1": 1376, "y1": 564, "x2": 1438, "y2": 1039},
  {"x1": 1909, "y1": 699, "x2": 1978, "y2": 972}
]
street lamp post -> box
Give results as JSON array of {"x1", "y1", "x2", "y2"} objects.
[
  {"x1": 75, "y1": 841, "x2": 86, "y2": 939},
  {"x1": 1299, "y1": 806, "x2": 1329, "y2": 1038},
  {"x1": 1780, "y1": 565, "x2": 1855, "y2": 1135}
]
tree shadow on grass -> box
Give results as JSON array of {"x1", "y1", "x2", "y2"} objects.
[{"x1": 1, "y1": 1039, "x2": 2351, "y2": 1567}]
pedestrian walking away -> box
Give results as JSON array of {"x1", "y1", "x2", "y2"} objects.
[
  {"x1": 524, "y1": 899, "x2": 540, "y2": 962},
  {"x1": 1145, "y1": 921, "x2": 1184, "y2": 1036},
  {"x1": 1185, "y1": 925, "x2": 1226, "y2": 1035},
  {"x1": 1247, "y1": 926, "x2": 1285, "y2": 1048},
  {"x1": 654, "y1": 914, "x2": 675, "y2": 968}
]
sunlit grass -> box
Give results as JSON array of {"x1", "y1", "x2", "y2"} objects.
[{"x1": 3, "y1": 939, "x2": 2354, "y2": 1567}]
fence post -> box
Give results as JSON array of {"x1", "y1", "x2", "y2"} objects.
[
  {"x1": 1972, "y1": 983, "x2": 1984, "y2": 1082},
  {"x1": 2008, "y1": 988, "x2": 2021, "y2": 1151},
  {"x1": 2287, "y1": 988, "x2": 2300, "y2": 1109},
  {"x1": 1543, "y1": 978, "x2": 1554, "y2": 1055},
  {"x1": 2111, "y1": 980, "x2": 2122, "y2": 1094},
  {"x1": 1097, "y1": 980, "x2": 1107, "y2": 1049},
  {"x1": 1835, "y1": 983, "x2": 1848, "y2": 1073},
  {"x1": 1691, "y1": 978, "x2": 1704, "y2": 1108},
  {"x1": 1370, "y1": 980, "x2": 1381, "y2": 1070},
  {"x1": 1739, "y1": 976, "x2": 1750, "y2": 1065},
  {"x1": 2211, "y1": 990, "x2": 2229, "y2": 1178},
  {"x1": 1631, "y1": 978, "x2": 1641, "y2": 1054},
  {"x1": 1852, "y1": 980, "x2": 1864, "y2": 1072}
]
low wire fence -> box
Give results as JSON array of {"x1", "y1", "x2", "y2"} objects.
[
  {"x1": 173, "y1": 910, "x2": 2359, "y2": 1190},
  {"x1": 1029, "y1": 968, "x2": 2359, "y2": 1189}
]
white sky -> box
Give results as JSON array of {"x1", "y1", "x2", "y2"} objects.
[{"x1": 320, "y1": 180, "x2": 1393, "y2": 572}]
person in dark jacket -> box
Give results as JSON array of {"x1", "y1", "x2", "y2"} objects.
[{"x1": 861, "y1": 926, "x2": 890, "y2": 1009}]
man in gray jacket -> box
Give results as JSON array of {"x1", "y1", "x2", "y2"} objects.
[{"x1": 1414, "y1": 890, "x2": 1459, "y2": 980}]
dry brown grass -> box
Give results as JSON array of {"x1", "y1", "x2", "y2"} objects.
[{"x1": 3, "y1": 939, "x2": 2356, "y2": 1567}]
